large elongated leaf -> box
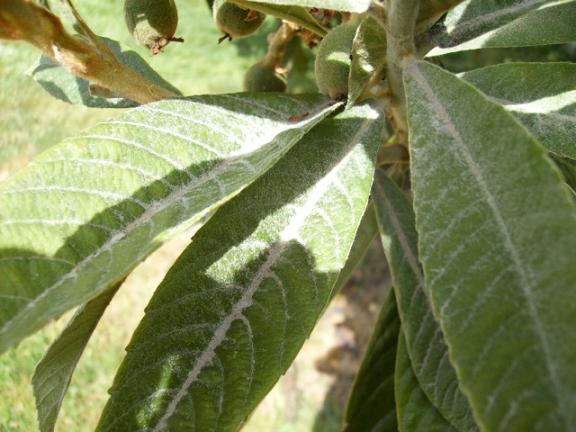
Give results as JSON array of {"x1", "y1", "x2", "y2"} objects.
[
  {"x1": 96, "y1": 102, "x2": 385, "y2": 432},
  {"x1": 405, "y1": 60, "x2": 576, "y2": 431},
  {"x1": 0, "y1": 93, "x2": 339, "y2": 354},
  {"x1": 430, "y1": 1, "x2": 576, "y2": 55},
  {"x1": 461, "y1": 63, "x2": 576, "y2": 160},
  {"x1": 395, "y1": 331, "x2": 458, "y2": 432},
  {"x1": 32, "y1": 282, "x2": 122, "y2": 432},
  {"x1": 233, "y1": 0, "x2": 370, "y2": 13},
  {"x1": 343, "y1": 289, "x2": 399, "y2": 432},
  {"x1": 373, "y1": 171, "x2": 478, "y2": 432},
  {"x1": 233, "y1": 0, "x2": 327, "y2": 36}
]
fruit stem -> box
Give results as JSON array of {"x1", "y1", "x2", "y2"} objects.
[
  {"x1": 0, "y1": 0, "x2": 179, "y2": 104},
  {"x1": 261, "y1": 21, "x2": 297, "y2": 70}
]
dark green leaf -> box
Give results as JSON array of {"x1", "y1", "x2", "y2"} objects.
[
  {"x1": 344, "y1": 289, "x2": 399, "y2": 432},
  {"x1": 32, "y1": 282, "x2": 122, "y2": 432},
  {"x1": 405, "y1": 60, "x2": 576, "y2": 431},
  {"x1": 373, "y1": 171, "x2": 478, "y2": 431},
  {"x1": 396, "y1": 331, "x2": 458, "y2": 432}
]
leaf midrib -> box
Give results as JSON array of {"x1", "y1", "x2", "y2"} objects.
[
  {"x1": 407, "y1": 61, "x2": 568, "y2": 427},
  {"x1": 0, "y1": 111, "x2": 325, "y2": 343},
  {"x1": 149, "y1": 114, "x2": 378, "y2": 432}
]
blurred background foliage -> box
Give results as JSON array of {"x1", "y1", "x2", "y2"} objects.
[{"x1": 0, "y1": 0, "x2": 574, "y2": 430}]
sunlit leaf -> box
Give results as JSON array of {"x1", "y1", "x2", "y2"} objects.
[
  {"x1": 97, "y1": 102, "x2": 385, "y2": 432},
  {"x1": 461, "y1": 62, "x2": 576, "y2": 160},
  {"x1": 0, "y1": 93, "x2": 339, "y2": 354},
  {"x1": 429, "y1": 0, "x2": 575, "y2": 55}
]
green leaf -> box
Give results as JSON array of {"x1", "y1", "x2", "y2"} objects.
[
  {"x1": 405, "y1": 60, "x2": 576, "y2": 431},
  {"x1": 332, "y1": 201, "x2": 379, "y2": 297},
  {"x1": 429, "y1": 1, "x2": 576, "y2": 55},
  {"x1": 343, "y1": 289, "x2": 400, "y2": 432},
  {"x1": 96, "y1": 102, "x2": 385, "y2": 432},
  {"x1": 233, "y1": 0, "x2": 327, "y2": 36},
  {"x1": 0, "y1": 93, "x2": 340, "y2": 354},
  {"x1": 232, "y1": 0, "x2": 370, "y2": 13},
  {"x1": 31, "y1": 37, "x2": 181, "y2": 108},
  {"x1": 553, "y1": 156, "x2": 576, "y2": 197},
  {"x1": 32, "y1": 282, "x2": 122, "y2": 432},
  {"x1": 460, "y1": 62, "x2": 576, "y2": 160},
  {"x1": 396, "y1": 331, "x2": 458, "y2": 432},
  {"x1": 348, "y1": 16, "x2": 387, "y2": 107},
  {"x1": 373, "y1": 171, "x2": 478, "y2": 432}
]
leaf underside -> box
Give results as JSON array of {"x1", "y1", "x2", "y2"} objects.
[
  {"x1": 96, "y1": 103, "x2": 385, "y2": 432},
  {"x1": 405, "y1": 60, "x2": 576, "y2": 431},
  {"x1": 0, "y1": 93, "x2": 338, "y2": 354}
]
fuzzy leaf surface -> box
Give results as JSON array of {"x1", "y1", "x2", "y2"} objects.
[
  {"x1": 96, "y1": 103, "x2": 385, "y2": 432},
  {"x1": 233, "y1": 0, "x2": 370, "y2": 13},
  {"x1": 332, "y1": 201, "x2": 378, "y2": 297},
  {"x1": 461, "y1": 62, "x2": 576, "y2": 160},
  {"x1": 344, "y1": 290, "x2": 399, "y2": 432},
  {"x1": 405, "y1": 60, "x2": 576, "y2": 431},
  {"x1": 32, "y1": 282, "x2": 121, "y2": 432},
  {"x1": 396, "y1": 331, "x2": 458, "y2": 432},
  {"x1": 233, "y1": 0, "x2": 327, "y2": 35},
  {"x1": 0, "y1": 93, "x2": 339, "y2": 354},
  {"x1": 430, "y1": 0, "x2": 576, "y2": 55},
  {"x1": 373, "y1": 171, "x2": 478, "y2": 432},
  {"x1": 348, "y1": 16, "x2": 387, "y2": 107}
]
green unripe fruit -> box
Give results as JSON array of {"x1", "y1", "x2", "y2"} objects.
[
  {"x1": 213, "y1": 0, "x2": 265, "y2": 40},
  {"x1": 124, "y1": 0, "x2": 179, "y2": 53},
  {"x1": 314, "y1": 22, "x2": 358, "y2": 99},
  {"x1": 244, "y1": 62, "x2": 287, "y2": 92}
]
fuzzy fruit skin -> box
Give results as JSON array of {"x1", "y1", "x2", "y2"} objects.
[
  {"x1": 213, "y1": 0, "x2": 265, "y2": 39},
  {"x1": 124, "y1": 0, "x2": 178, "y2": 51},
  {"x1": 244, "y1": 62, "x2": 287, "y2": 92},
  {"x1": 314, "y1": 22, "x2": 358, "y2": 99}
]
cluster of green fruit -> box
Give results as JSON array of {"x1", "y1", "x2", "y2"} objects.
[{"x1": 123, "y1": 0, "x2": 358, "y2": 99}]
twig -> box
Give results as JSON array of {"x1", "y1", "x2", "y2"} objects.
[
  {"x1": 0, "y1": 0, "x2": 178, "y2": 104},
  {"x1": 385, "y1": 0, "x2": 420, "y2": 144},
  {"x1": 261, "y1": 21, "x2": 297, "y2": 69}
]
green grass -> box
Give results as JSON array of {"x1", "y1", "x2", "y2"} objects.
[{"x1": 0, "y1": 1, "x2": 329, "y2": 431}]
